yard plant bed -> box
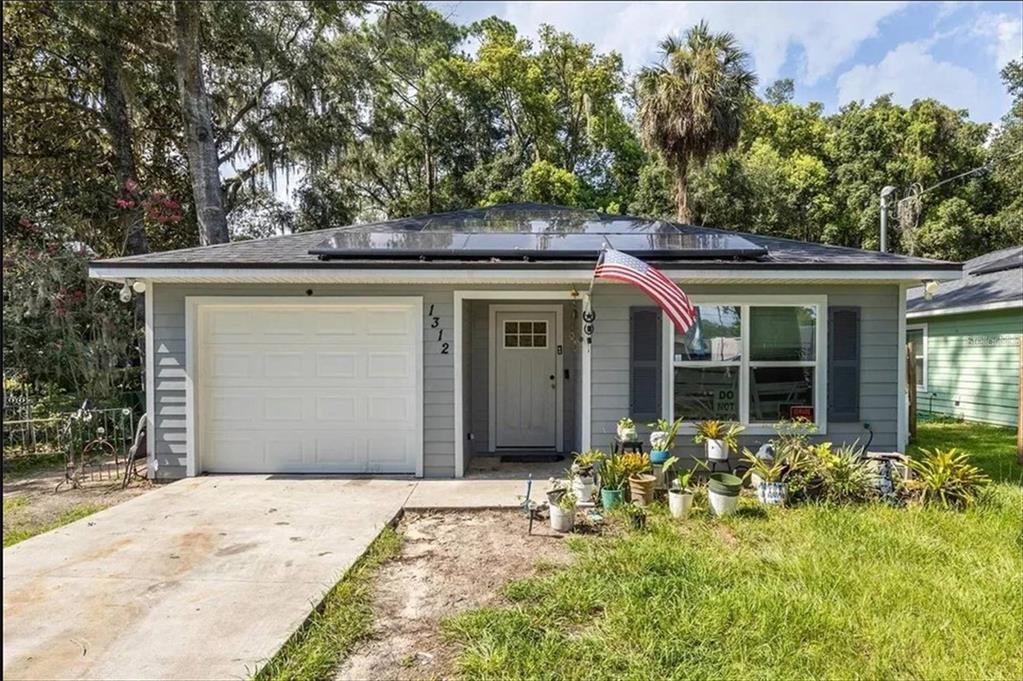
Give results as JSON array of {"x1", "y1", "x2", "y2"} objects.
[{"x1": 442, "y1": 423, "x2": 1022, "y2": 680}]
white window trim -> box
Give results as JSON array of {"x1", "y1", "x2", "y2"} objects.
[
  {"x1": 662, "y1": 294, "x2": 828, "y2": 436},
  {"x1": 907, "y1": 323, "x2": 928, "y2": 393}
]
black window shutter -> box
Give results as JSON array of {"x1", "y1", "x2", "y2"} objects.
[
  {"x1": 828, "y1": 306, "x2": 860, "y2": 422},
  {"x1": 630, "y1": 307, "x2": 662, "y2": 421}
]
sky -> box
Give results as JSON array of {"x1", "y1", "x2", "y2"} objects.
[{"x1": 430, "y1": 0, "x2": 1023, "y2": 124}]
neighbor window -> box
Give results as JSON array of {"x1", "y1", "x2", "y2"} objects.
[
  {"x1": 669, "y1": 299, "x2": 825, "y2": 430},
  {"x1": 907, "y1": 325, "x2": 927, "y2": 392}
]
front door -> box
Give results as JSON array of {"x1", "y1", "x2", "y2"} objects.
[{"x1": 494, "y1": 309, "x2": 558, "y2": 448}]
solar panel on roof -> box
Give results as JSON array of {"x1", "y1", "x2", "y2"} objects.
[{"x1": 308, "y1": 204, "x2": 768, "y2": 261}]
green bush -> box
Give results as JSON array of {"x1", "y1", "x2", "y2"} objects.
[{"x1": 904, "y1": 447, "x2": 990, "y2": 508}]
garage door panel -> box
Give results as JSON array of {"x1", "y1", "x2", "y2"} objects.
[
  {"x1": 315, "y1": 352, "x2": 358, "y2": 378},
  {"x1": 367, "y1": 352, "x2": 412, "y2": 379},
  {"x1": 209, "y1": 393, "x2": 253, "y2": 423},
  {"x1": 262, "y1": 397, "x2": 303, "y2": 422},
  {"x1": 263, "y1": 352, "x2": 305, "y2": 378},
  {"x1": 315, "y1": 395, "x2": 359, "y2": 421},
  {"x1": 199, "y1": 300, "x2": 420, "y2": 474},
  {"x1": 208, "y1": 352, "x2": 251, "y2": 378},
  {"x1": 367, "y1": 395, "x2": 412, "y2": 421}
]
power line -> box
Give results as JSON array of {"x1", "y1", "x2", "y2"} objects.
[{"x1": 896, "y1": 148, "x2": 1023, "y2": 207}]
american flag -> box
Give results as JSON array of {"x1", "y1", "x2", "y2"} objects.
[{"x1": 594, "y1": 249, "x2": 696, "y2": 333}]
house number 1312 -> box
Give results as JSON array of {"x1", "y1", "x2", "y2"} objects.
[{"x1": 427, "y1": 304, "x2": 449, "y2": 354}]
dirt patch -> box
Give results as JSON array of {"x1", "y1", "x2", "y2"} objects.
[
  {"x1": 335, "y1": 510, "x2": 574, "y2": 680},
  {"x1": 3, "y1": 465, "x2": 152, "y2": 544}
]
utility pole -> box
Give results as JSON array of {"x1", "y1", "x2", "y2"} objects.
[{"x1": 879, "y1": 186, "x2": 896, "y2": 253}]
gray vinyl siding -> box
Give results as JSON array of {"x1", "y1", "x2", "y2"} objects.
[
  {"x1": 588, "y1": 283, "x2": 900, "y2": 456},
  {"x1": 148, "y1": 283, "x2": 578, "y2": 480},
  {"x1": 149, "y1": 280, "x2": 901, "y2": 480}
]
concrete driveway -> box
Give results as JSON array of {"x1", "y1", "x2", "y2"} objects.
[{"x1": 3, "y1": 476, "x2": 417, "y2": 680}]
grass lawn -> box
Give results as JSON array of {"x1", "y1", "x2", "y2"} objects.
[
  {"x1": 2, "y1": 496, "x2": 107, "y2": 548},
  {"x1": 255, "y1": 527, "x2": 403, "y2": 681},
  {"x1": 443, "y1": 422, "x2": 1023, "y2": 680}
]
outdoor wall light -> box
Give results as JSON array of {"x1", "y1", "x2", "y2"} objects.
[
  {"x1": 923, "y1": 280, "x2": 939, "y2": 300},
  {"x1": 132, "y1": 280, "x2": 146, "y2": 294}
]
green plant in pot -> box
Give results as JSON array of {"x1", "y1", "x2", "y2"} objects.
[
  {"x1": 694, "y1": 420, "x2": 745, "y2": 462},
  {"x1": 616, "y1": 416, "x2": 638, "y2": 442},
  {"x1": 598, "y1": 453, "x2": 628, "y2": 510},
  {"x1": 623, "y1": 501, "x2": 647, "y2": 530},
  {"x1": 742, "y1": 448, "x2": 788, "y2": 506},
  {"x1": 647, "y1": 417, "x2": 683, "y2": 465},
  {"x1": 549, "y1": 491, "x2": 578, "y2": 533},
  {"x1": 570, "y1": 449, "x2": 604, "y2": 501},
  {"x1": 622, "y1": 452, "x2": 656, "y2": 506},
  {"x1": 663, "y1": 455, "x2": 704, "y2": 519}
]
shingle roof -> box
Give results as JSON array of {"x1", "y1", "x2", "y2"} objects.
[
  {"x1": 907, "y1": 246, "x2": 1022, "y2": 314},
  {"x1": 90, "y1": 203, "x2": 960, "y2": 272}
]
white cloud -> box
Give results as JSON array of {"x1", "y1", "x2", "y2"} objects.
[
  {"x1": 463, "y1": 1, "x2": 906, "y2": 85},
  {"x1": 836, "y1": 41, "x2": 985, "y2": 115},
  {"x1": 973, "y1": 12, "x2": 1023, "y2": 68}
]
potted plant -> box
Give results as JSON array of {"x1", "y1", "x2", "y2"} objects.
[
  {"x1": 707, "y1": 472, "x2": 743, "y2": 517},
  {"x1": 647, "y1": 417, "x2": 683, "y2": 465},
  {"x1": 623, "y1": 502, "x2": 647, "y2": 530},
  {"x1": 616, "y1": 416, "x2": 638, "y2": 442},
  {"x1": 570, "y1": 450, "x2": 604, "y2": 501},
  {"x1": 549, "y1": 491, "x2": 578, "y2": 532},
  {"x1": 598, "y1": 454, "x2": 628, "y2": 510},
  {"x1": 741, "y1": 448, "x2": 788, "y2": 506},
  {"x1": 694, "y1": 420, "x2": 745, "y2": 462},
  {"x1": 623, "y1": 452, "x2": 655, "y2": 506},
  {"x1": 662, "y1": 456, "x2": 702, "y2": 519}
]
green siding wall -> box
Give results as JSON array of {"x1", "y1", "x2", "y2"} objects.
[{"x1": 916, "y1": 308, "x2": 1022, "y2": 427}]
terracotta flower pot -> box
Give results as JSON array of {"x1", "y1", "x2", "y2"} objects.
[{"x1": 628, "y1": 473, "x2": 656, "y2": 506}]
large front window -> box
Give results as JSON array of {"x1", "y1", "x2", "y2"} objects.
[{"x1": 669, "y1": 298, "x2": 826, "y2": 431}]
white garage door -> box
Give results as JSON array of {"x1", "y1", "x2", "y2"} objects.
[{"x1": 197, "y1": 298, "x2": 422, "y2": 474}]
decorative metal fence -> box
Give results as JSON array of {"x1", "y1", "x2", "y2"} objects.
[{"x1": 3, "y1": 407, "x2": 137, "y2": 470}]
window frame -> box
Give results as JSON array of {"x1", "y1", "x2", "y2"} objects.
[
  {"x1": 502, "y1": 319, "x2": 549, "y2": 349},
  {"x1": 662, "y1": 295, "x2": 828, "y2": 435},
  {"x1": 906, "y1": 323, "x2": 928, "y2": 393}
]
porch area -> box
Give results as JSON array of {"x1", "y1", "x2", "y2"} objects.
[{"x1": 455, "y1": 293, "x2": 586, "y2": 478}]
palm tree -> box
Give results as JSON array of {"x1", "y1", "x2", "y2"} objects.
[{"x1": 637, "y1": 22, "x2": 757, "y2": 223}]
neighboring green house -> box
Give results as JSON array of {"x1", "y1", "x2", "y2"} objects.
[{"x1": 907, "y1": 246, "x2": 1022, "y2": 427}]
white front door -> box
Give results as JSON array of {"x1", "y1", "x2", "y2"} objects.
[
  {"x1": 493, "y1": 310, "x2": 559, "y2": 448},
  {"x1": 196, "y1": 298, "x2": 422, "y2": 474}
]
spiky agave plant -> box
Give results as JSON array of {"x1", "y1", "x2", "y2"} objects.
[{"x1": 905, "y1": 448, "x2": 990, "y2": 509}]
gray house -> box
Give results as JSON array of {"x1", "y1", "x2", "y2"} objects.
[{"x1": 89, "y1": 204, "x2": 961, "y2": 479}]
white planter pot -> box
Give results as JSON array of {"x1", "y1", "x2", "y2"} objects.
[
  {"x1": 549, "y1": 504, "x2": 575, "y2": 532},
  {"x1": 668, "y1": 489, "x2": 694, "y2": 519},
  {"x1": 750, "y1": 472, "x2": 764, "y2": 489},
  {"x1": 617, "y1": 426, "x2": 638, "y2": 442},
  {"x1": 706, "y1": 438, "x2": 730, "y2": 461},
  {"x1": 708, "y1": 489, "x2": 739, "y2": 517},
  {"x1": 757, "y1": 482, "x2": 788, "y2": 506},
  {"x1": 571, "y1": 476, "x2": 595, "y2": 501}
]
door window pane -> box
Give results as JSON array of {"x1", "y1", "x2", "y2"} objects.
[
  {"x1": 504, "y1": 320, "x2": 548, "y2": 349},
  {"x1": 750, "y1": 306, "x2": 816, "y2": 361},
  {"x1": 674, "y1": 305, "x2": 742, "y2": 361},
  {"x1": 749, "y1": 366, "x2": 814, "y2": 421},
  {"x1": 673, "y1": 366, "x2": 740, "y2": 420}
]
